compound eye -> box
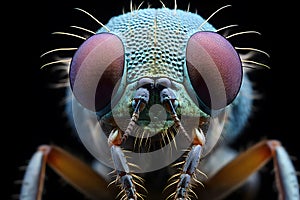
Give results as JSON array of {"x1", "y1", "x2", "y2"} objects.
[
  {"x1": 186, "y1": 31, "x2": 242, "y2": 112},
  {"x1": 69, "y1": 33, "x2": 124, "y2": 111}
]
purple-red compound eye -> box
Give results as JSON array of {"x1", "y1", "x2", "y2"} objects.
[
  {"x1": 69, "y1": 33, "x2": 124, "y2": 111},
  {"x1": 186, "y1": 31, "x2": 242, "y2": 112}
]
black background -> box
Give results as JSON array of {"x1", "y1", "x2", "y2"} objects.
[{"x1": 6, "y1": 0, "x2": 299, "y2": 199}]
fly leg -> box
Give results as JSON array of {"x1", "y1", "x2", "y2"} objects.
[
  {"x1": 108, "y1": 134, "x2": 137, "y2": 200},
  {"x1": 108, "y1": 87, "x2": 149, "y2": 200},
  {"x1": 196, "y1": 140, "x2": 300, "y2": 200},
  {"x1": 160, "y1": 88, "x2": 205, "y2": 200},
  {"x1": 167, "y1": 129, "x2": 205, "y2": 200},
  {"x1": 20, "y1": 145, "x2": 116, "y2": 200}
]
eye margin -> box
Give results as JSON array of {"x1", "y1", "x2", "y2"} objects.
[
  {"x1": 185, "y1": 30, "x2": 243, "y2": 115},
  {"x1": 69, "y1": 32, "x2": 125, "y2": 113}
]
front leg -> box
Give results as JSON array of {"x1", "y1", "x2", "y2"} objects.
[
  {"x1": 164, "y1": 128, "x2": 206, "y2": 200},
  {"x1": 107, "y1": 90, "x2": 149, "y2": 200},
  {"x1": 108, "y1": 128, "x2": 137, "y2": 200}
]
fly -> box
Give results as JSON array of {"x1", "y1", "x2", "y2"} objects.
[{"x1": 19, "y1": 1, "x2": 299, "y2": 200}]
